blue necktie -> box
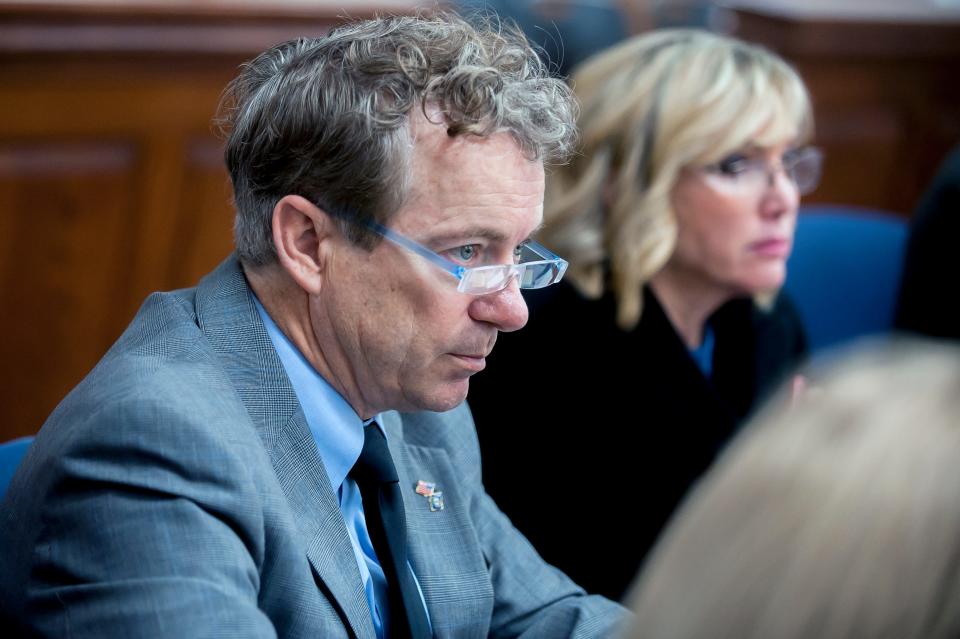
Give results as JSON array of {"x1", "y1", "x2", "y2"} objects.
[{"x1": 351, "y1": 423, "x2": 431, "y2": 639}]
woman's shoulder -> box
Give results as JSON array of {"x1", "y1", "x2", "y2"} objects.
[
  {"x1": 748, "y1": 292, "x2": 808, "y2": 381},
  {"x1": 756, "y1": 292, "x2": 807, "y2": 350},
  {"x1": 712, "y1": 292, "x2": 804, "y2": 339},
  {"x1": 712, "y1": 291, "x2": 807, "y2": 372}
]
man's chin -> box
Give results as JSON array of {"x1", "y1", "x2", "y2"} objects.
[{"x1": 415, "y1": 379, "x2": 470, "y2": 414}]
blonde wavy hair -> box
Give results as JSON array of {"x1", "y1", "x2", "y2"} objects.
[
  {"x1": 544, "y1": 29, "x2": 812, "y2": 329},
  {"x1": 623, "y1": 340, "x2": 960, "y2": 639}
]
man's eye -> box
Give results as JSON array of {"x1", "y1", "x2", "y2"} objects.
[
  {"x1": 715, "y1": 154, "x2": 750, "y2": 176},
  {"x1": 513, "y1": 244, "x2": 524, "y2": 263},
  {"x1": 454, "y1": 245, "x2": 478, "y2": 262}
]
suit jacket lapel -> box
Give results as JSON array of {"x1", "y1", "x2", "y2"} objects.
[
  {"x1": 380, "y1": 411, "x2": 493, "y2": 638},
  {"x1": 193, "y1": 255, "x2": 376, "y2": 639}
]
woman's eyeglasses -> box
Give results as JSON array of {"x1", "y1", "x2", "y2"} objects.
[{"x1": 703, "y1": 146, "x2": 824, "y2": 196}]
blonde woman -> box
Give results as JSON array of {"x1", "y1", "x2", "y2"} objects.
[
  {"x1": 625, "y1": 341, "x2": 960, "y2": 639},
  {"x1": 468, "y1": 29, "x2": 821, "y2": 599}
]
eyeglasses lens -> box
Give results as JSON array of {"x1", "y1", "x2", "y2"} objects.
[
  {"x1": 459, "y1": 262, "x2": 561, "y2": 294},
  {"x1": 788, "y1": 149, "x2": 823, "y2": 196}
]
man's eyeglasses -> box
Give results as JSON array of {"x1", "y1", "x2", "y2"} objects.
[
  {"x1": 703, "y1": 146, "x2": 824, "y2": 196},
  {"x1": 367, "y1": 222, "x2": 569, "y2": 295}
]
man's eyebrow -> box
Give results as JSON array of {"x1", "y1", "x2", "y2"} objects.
[{"x1": 426, "y1": 222, "x2": 544, "y2": 246}]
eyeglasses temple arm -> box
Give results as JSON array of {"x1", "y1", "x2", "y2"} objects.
[{"x1": 368, "y1": 222, "x2": 466, "y2": 280}]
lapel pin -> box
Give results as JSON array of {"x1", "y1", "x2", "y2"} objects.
[
  {"x1": 414, "y1": 480, "x2": 444, "y2": 511},
  {"x1": 415, "y1": 480, "x2": 436, "y2": 496}
]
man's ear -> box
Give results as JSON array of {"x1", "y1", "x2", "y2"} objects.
[{"x1": 272, "y1": 194, "x2": 335, "y2": 295}]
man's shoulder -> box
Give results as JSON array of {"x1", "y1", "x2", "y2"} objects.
[
  {"x1": 390, "y1": 403, "x2": 481, "y2": 469},
  {"x1": 44, "y1": 265, "x2": 261, "y2": 454},
  {"x1": 395, "y1": 402, "x2": 474, "y2": 442},
  {"x1": 11, "y1": 281, "x2": 269, "y2": 538},
  {"x1": 75, "y1": 257, "x2": 255, "y2": 417},
  {"x1": 74, "y1": 287, "x2": 221, "y2": 409},
  {"x1": 40, "y1": 317, "x2": 254, "y2": 478},
  {"x1": 0, "y1": 278, "x2": 281, "y2": 634}
]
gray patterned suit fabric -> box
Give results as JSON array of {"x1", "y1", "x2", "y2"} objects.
[{"x1": 0, "y1": 256, "x2": 627, "y2": 638}]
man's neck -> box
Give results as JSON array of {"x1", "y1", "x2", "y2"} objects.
[{"x1": 243, "y1": 262, "x2": 380, "y2": 420}]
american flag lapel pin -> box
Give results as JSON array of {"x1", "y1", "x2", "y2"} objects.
[
  {"x1": 414, "y1": 480, "x2": 444, "y2": 511},
  {"x1": 415, "y1": 480, "x2": 435, "y2": 496}
]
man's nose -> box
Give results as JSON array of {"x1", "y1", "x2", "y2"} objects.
[{"x1": 469, "y1": 277, "x2": 529, "y2": 332}]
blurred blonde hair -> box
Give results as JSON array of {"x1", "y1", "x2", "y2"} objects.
[
  {"x1": 624, "y1": 340, "x2": 960, "y2": 639},
  {"x1": 544, "y1": 29, "x2": 812, "y2": 329}
]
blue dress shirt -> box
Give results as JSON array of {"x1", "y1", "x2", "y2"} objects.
[
  {"x1": 253, "y1": 296, "x2": 429, "y2": 638},
  {"x1": 689, "y1": 323, "x2": 716, "y2": 379}
]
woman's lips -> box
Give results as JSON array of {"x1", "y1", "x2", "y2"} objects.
[{"x1": 749, "y1": 237, "x2": 791, "y2": 258}]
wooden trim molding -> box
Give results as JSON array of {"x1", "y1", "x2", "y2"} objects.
[{"x1": 0, "y1": 1, "x2": 431, "y2": 56}]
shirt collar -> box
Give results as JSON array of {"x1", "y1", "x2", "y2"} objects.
[
  {"x1": 688, "y1": 322, "x2": 716, "y2": 379},
  {"x1": 252, "y1": 295, "x2": 370, "y2": 493}
]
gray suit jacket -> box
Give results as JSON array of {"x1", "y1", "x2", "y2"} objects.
[{"x1": 0, "y1": 257, "x2": 626, "y2": 638}]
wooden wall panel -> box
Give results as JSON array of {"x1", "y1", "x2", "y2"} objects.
[
  {"x1": 1, "y1": 1, "x2": 956, "y2": 440},
  {"x1": 0, "y1": 142, "x2": 139, "y2": 434},
  {"x1": 167, "y1": 137, "x2": 235, "y2": 286},
  {"x1": 0, "y1": 1, "x2": 421, "y2": 440},
  {"x1": 811, "y1": 103, "x2": 901, "y2": 212},
  {"x1": 732, "y1": 8, "x2": 960, "y2": 215},
  {"x1": 0, "y1": 72, "x2": 237, "y2": 438}
]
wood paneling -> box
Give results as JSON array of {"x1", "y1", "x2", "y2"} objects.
[
  {"x1": 0, "y1": 142, "x2": 138, "y2": 434},
  {"x1": 0, "y1": 1, "x2": 421, "y2": 440},
  {"x1": 731, "y1": 8, "x2": 960, "y2": 215},
  {"x1": 0, "y1": 70, "x2": 237, "y2": 438},
  {"x1": 2, "y1": 0, "x2": 956, "y2": 440},
  {"x1": 168, "y1": 137, "x2": 236, "y2": 287}
]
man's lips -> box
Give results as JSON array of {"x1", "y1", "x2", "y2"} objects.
[
  {"x1": 449, "y1": 353, "x2": 487, "y2": 372},
  {"x1": 449, "y1": 334, "x2": 497, "y2": 373}
]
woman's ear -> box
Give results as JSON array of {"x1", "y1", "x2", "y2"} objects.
[{"x1": 271, "y1": 194, "x2": 335, "y2": 295}]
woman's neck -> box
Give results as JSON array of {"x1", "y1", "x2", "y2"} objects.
[{"x1": 649, "y1": 268, "x2": 732, "y2": 349}]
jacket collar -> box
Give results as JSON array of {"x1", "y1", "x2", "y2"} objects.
[{"x1": 193, "y1": 255, "x2": 377, "y2": 639}]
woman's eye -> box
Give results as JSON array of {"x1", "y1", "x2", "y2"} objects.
[
  {"x1": 716, "y1": 154, "x2": 750, "y2": 176},
  {"x1": 781, "y1": 147, "x2": 804, "y2": 169}
]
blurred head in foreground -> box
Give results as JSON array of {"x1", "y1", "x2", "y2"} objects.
[{"x1": 625, "y1": 340, "x2": 960, "y2": 639}]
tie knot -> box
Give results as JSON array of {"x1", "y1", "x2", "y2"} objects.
[{"x1": 352, "y1": 423, "x2": 400, "y2": 485}]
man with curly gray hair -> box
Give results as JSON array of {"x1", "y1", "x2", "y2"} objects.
[{"x1": 0, "y1": 12, "x2": 627, "y2": 639}]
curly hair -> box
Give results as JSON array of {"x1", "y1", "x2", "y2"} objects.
[
  {"x1": 543, "y1": 29, "x2": 812, "y2": 329},
  {"x1": 217, "y1": 11, "x2": 578, "y2": 266}
]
